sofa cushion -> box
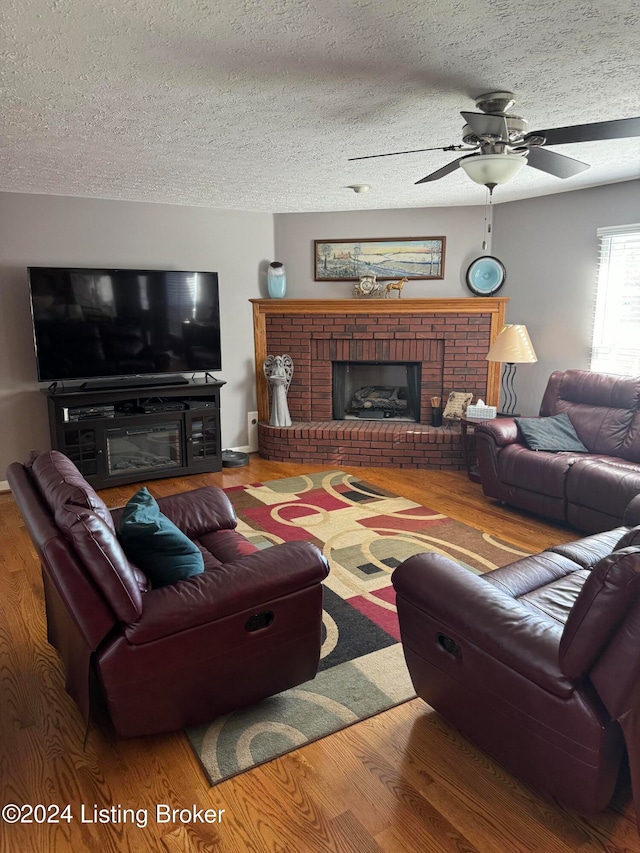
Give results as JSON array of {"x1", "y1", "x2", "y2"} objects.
[
  {"x1": 539, "y1": 370, "x2": 640, "y2": 457},
  {"x1": 517, "y1": 570, "x2": 589, "y2": 625},
  {"x1": 515, "y1": 412, "x2": 588, "y2": 453},
  {"x1": 119, "y1": 487, "x2": 205, "y2": 588},
  {"x1": 55, "y1": 504, "x2": 143, "y2": 623},
  {"x1": 496, "y1": 443, "x2": 581, "y2": 498},
  {"x1": 554, "y1": 403, "x2": 632, "y2": 456},
  {"x1": 620, "y1": 412, "x2": 640, "y2": 463},
  {"x1": 484, "y1": 552, "x2": 585, "y2": 598},
  {"x1": 541, "y1": 369, "x2": 640, "y2": 412},
  {"x1": 566, "y1": 458, "x2": 640, "y2": 519},
  {"x1": 549, "y1": 527, "x2": 628, "y2": 567},
  {"x1": 28, "y1": 450, "x2": 115, "y2": 532}
]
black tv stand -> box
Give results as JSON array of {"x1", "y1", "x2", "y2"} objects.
[
  {"x1": 80, "y1": 374, "x2": 189, "y2": 392},
  {"x1": 42, "y1": 378, "x2": 225, "y2": 488}
]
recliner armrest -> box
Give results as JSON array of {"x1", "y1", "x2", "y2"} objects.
[
  {"x1": 123, "y1": 541, "x2": 329, "y2": 644},
  {"x1": 392, "y1": 554, "x2": 574, "y2": 698},
  {"x1": 110, "y1": 486, "x2": 238, "y2": 539},
  {"x1": 155, "y1": 487, "x2": 239, "y2": 537},
  {"x1": 474, "y1": 417, "x2": 521, "y2": 447}
]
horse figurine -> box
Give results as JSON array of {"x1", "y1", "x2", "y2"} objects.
[{"x1": 385, "y1": 277, "x2": 408, "y2": 298}]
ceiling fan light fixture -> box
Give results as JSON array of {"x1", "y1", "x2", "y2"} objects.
[{"x1": 460, "y1": 153, "x2": 527, "y2": 186}]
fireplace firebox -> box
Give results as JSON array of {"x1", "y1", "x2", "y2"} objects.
[
  {"x1": 332, "y1": 361, "x2": 421, "y2": 422},
  {"x1": 106, "y1": 422, "x2": 183, "y2": 476}
]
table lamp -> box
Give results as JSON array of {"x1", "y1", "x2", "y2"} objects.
[{"x1": 486, "y1": 324, "x2": 537, "y2": 416}]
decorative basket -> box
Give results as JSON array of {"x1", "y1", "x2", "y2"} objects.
[{"x1": 466, "y1": 403, "x2": 497, "y2": 420}]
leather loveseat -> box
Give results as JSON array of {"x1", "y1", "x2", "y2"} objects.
[
  {"x1": 475, "y1": 369, "x2": 640, "y2": 532},
  {"x1": 7, "y1": 450, "x2": 329, "y2": 737},
  {"x1": 392, "y1": 517, "x2": 640, "y2": 825}
]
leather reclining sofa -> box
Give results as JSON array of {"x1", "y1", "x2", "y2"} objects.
[
  {"x1": 392, "y1": 513, "x2": 640, "y2": 825},
  {"x1": 7, "y1": 450, "x2": 329, "y2": 737},
  {"x1": 475, "y1": 369, "x2": 640, "y2": 532}
]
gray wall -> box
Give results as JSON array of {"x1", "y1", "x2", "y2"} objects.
[
  {"x1": 0, "y1": 192, "x2": 273, "y2": 476},
  {"x1": 493, "y1": 179, "x2": 640, "y2": 415},
  {"x1": 274, "y1": 205, "x2": 488, "y2": 298},
  {"x1": 275, "y1": 180, "x2": 640, "y2": 416},
  {"x1": 1, "y1": 179, "x2": 636, "y2": 478}
]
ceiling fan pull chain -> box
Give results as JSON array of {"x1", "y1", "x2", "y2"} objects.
[
  {"x1": 482, "y1": 188, "x2": 489, "y2": 251},
  {"x1": 481, "y1": 188, "x2": 493, "y2": 252}
]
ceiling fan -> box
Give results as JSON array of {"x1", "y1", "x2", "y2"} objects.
[{"x1": 349, "y1": 92, "x2": 640, "y2": 192}]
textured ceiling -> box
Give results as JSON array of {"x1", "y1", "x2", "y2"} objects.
[{"x1": 2, "y1": 0, "x2": 639, "y2": 212}]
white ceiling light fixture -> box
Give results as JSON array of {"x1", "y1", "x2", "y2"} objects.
[
  {"x1": 348, "y1": 184, "x2": 371, "y2": 193},
  {"x1": 459, "y1": 153, "x2": 527, "y2": 190}
]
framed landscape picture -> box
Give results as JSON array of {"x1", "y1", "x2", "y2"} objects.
[{"x1": 314, "y1": 237, "x2": 446, "y2": 281}]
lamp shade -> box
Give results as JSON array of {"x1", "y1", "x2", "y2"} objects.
[
  {"x1": 460, "y1": 153, "x2": 527, "y2": 186},
  {"x1": 486, "y1": 324, "x2": 537, "y2": 363}
]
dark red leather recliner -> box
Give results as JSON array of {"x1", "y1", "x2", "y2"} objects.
[
  {"x1": 7, "y1": 450, "x2": 329, "y2": 737},
  {"x1": 392, "y1": 516, "x2": 640, "y2": 828}
]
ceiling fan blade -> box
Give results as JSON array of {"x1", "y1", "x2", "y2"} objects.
[
  {"x1": 461, "y1": 111, "x2": 509, "y2": 140},
  {"x1": 527, "y1": 116, "x2": 640, "y2": 146},
  {"x1": 415, "y1": 157, "x2": 465, "y2": 184},
  {"x1": 525, "y1": 146, "x2": 590, "y2": 178},
  {"x1": 348, "y1": 144, "x2": 463, "y2": 161}
]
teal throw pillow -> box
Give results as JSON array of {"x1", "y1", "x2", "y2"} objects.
[
  {"x1": 119, "y1": 487, "x2": 204, "y2": 588},
  {"x1": 515, "y1": 412, "x2": 588, "y2": 453}
]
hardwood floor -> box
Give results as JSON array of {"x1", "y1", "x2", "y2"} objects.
[{"x1": 1, "y1": 456, "x2": 637, "y2": 852}]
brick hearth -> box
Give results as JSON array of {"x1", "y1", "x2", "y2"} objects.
[{"x1": 252, "y1": 298, "x2": 507, "y2": 469}]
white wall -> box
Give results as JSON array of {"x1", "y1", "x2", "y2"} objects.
[
  {"x1": 274, "y1": 205, "x2": 487, "y2": 298},
  {"x1": 493, "y1": 179, "x2": 640, "y2": 415},
  {"x1": 0, "y1": 192, "x2": 273, "y2": 474}
]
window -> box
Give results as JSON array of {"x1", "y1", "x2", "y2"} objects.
[{"x1": 591, "y1": 224, "x2": 640, "y2": 375}]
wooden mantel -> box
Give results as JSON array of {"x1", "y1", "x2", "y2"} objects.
[{"x1": 251, "y1": 298, "x2": 508, "y2": 422}]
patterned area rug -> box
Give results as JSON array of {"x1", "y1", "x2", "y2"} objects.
[{"x1": 186, "y1": 470, "x2": 528, "y2": 785}]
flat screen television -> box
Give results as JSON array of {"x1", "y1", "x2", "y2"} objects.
[{"x1": 28, "y1": 267, "x2": 221, "y2": 386}]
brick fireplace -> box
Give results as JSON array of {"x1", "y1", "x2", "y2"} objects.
[{"x1": 252, "y1": 298, "x2": 507, "y2": 469}]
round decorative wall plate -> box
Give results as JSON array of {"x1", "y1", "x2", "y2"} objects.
[{"x1": 465, "y1": 256, "x2": 506, "y2": 296}]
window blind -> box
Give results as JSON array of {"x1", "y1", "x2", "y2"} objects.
[{"x1": 590, "y1": 224, "x2": 640, "y2": 376}]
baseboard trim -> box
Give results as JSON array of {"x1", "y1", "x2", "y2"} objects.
[{"x1": 0, "y1": 452, "x2": 256, "y2": 494}]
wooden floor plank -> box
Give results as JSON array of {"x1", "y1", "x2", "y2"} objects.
[{"x1": 0, "y1": 456, "x2": 637, "y2": 852}]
